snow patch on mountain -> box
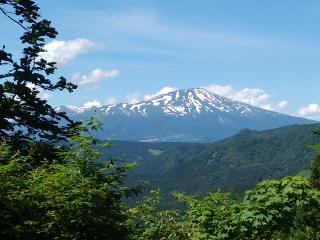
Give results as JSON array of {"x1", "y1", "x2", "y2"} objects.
[
  {"x1": 57, "y1": 87, "x2": 314, "y2": 142},
  {"x1": 59, "y1": 88, "x2": 280, "y2": 117}
]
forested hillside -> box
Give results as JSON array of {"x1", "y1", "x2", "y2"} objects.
[{"x1": 106, "y1": 124, "x2": 320, "y2": 203}]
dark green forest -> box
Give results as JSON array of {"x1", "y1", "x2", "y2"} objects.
[
  {"x1": 1, "y1": 1, "x2": 320, "y2": 239},
  {"x1": 110, "y1": 124, "x2": 320, "y2": 205}
]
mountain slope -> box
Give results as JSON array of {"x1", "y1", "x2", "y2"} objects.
[
  {"x1": 61, "y1": 88, "x2": 314, "y2": 142},
  {"x1": 106, "y1": 124, "x2": 320, "y2": 204}
]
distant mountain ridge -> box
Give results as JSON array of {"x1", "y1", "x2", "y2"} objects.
[{"x1": 59, "y1": 88, "x2": 315, "y2": 142}]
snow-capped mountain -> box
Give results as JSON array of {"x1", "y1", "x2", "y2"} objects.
[{"x1": 60, "y1": 88, "x2": 315, "y2": 142}]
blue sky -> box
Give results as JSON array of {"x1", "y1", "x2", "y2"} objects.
[{"x1": 1, "y1": 0, "x2": 320, "y2": 119}]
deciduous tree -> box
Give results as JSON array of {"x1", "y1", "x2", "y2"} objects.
[{"x1": 0, "y1": 0, "x2": 78, "y2": 148}]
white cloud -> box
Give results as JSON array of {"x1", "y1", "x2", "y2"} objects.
[
  {"x1": 205, "y1": 84, "x2": 288, "y2": 112},
  {"x1": 205, "y1": 84, "x2": 234, "y2": 96},
  {"x1": 260, "y1": 101, "x2": 288, "y2": 112},
  {"x1": 231, "y1": 88, "x2": 270, "y2": 106},
  {"x1": 82, "y1": 99, "x2": 102, "y2": 108},
  {"x1": 39, "y1": 92, "x2": 53, "y2": 100},
  {"x1": 206, "y1": 84, "x2": 270, "y2": 106},
  {"x1": 124, "y1": 86, "x2": 176, "y2": 104},
  {"x1": 72, "y1": 69, "x2": 119, "y2": 87},
  {"x1": 276, "y1": 100, "x2": 289, "y2": 111},
  {"x1": 297, "y1": 104, "x2": 320, "y2": 117},
  {"x1": 66, "y1": 99, "x2": 102, "y2": 113},
  {"x1": 106, "y1": 96, "x2": 117, "y2": 105},
  {"x1": 39, "y1": 38, "x2": 100, "y2": 66},
  {"x1": 26, "y1": 83, "x2": 53, "y2": 100},
  {"x1": 26, "y1": 83, "x2": 37, "y2": 90},
  {"x1": 144, "y1": 86, "x2": 177, "y2": 100},
  {"x1": 126, "y1": 92, "x2": 141, "y2": 104}
]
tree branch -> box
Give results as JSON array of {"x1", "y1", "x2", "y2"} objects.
[{"x1": 0, "y1": 6, "x2": 28, "y2": 31}]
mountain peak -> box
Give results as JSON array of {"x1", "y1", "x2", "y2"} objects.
[
  {"x1": 125, "y1": 87, "x2": 257, "y2": 117},
  {"x1": 60, "y1": 87, "x2": 275, "y2": 117},
  {"x1": 59, "y1": 87, "x2": 314, "y2": 142}
]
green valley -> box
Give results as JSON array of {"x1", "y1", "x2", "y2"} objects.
[{"x1": 105, "y1": 124, "x2": 320, "y2": 204}]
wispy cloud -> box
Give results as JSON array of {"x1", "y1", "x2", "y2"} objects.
[
  {"x1": 66, "y1": 99, "x2": 103, "y2": 113},
  {"x1": 69, "y1": 9, "x2": 316, "y2": 59},
  {"x1": 205, "y1": 84, "x2": 288, "y2": 112},
  {"x1": 103, "y1": 11, "x2": 272, "y2": 51},
  {"x1": 296, "y1": 103, "x2": 320, "y2": 117},
  {"x1": 124, "y1": 86, "x2": 177, "y2": 104},
  {"x1": 72, "y1": 69, "x2": 119, "y2": 88},
  {"x1": 144, "y1": 86, "x2": 177, "y2": 100},
  {"x1": 39, "y1": 38, "x2": 100, "y2": 66},
  {"x1": 261, "y1": 101, "x2": 289, "y2": 112},
  {"x1": 125, "y1": 92, "x2": 141, "y2": 104},
  {"x1": 105, "y1": 96, "x2": 117, "y2": 105},
  {"x1": 82, "y1": 99, "x2": 102, "y2": 108},
  {"x1": 26, "y1": 83, "x2": 53, "y2": 100}
]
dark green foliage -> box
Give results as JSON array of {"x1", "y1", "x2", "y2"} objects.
[
  {"x1": 0, "y1": 121, "x2": 139, "y2": 239},
  {"x1": 131, "y1": 176, "x2": 320, "y2": 240},
  {"x1": 311, "y1": 131, "x2": 320, "y2": 189},
  {"x1": 1, "y1": 123, "x2": 319, "y2": 239},
  {"x1": 118, "y1": 124, "x2": 320, "y2": 205},
  {"x1": 220, "y1": 176, "x2": 320, "y2": 239},
  {"x1": 174, "y1": 191, "x2": 236, "y2": 240},
  {"x1": 0, "y1": 1, "x2": 141, "y2": 237},
  {"x1": 312, "y1": 154, "x2": 320, "y2": 189},
  {"x1": 128, "y1": 189, "x2": 189, "y2": 240},
  {"x1": 0, "y1": 0, "x2": 78, "y2": 148}
]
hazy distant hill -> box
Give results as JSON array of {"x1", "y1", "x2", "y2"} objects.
[{"x1": 59, "y1": 88, "x2": 314, "y2": 142}]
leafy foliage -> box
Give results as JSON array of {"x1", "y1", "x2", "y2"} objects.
[
  {"x1": 0, "y1": 120, "x2": 139, "y2": 240},
  {"x1": 174, "y1": 191, "x2": 236, "y2": 240},
  {"x1": 131, "y1": 177, "x2": 320, "y2": 240},
  {"x1": 128, "y1": 189, "x2": 188, "y2": 240},
  {"x1": 311, "y1": 131, "x2": 320, "y2": 189},
  {"x1": 219, "y1": 176, "x2": 320, "y2": 239}
]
